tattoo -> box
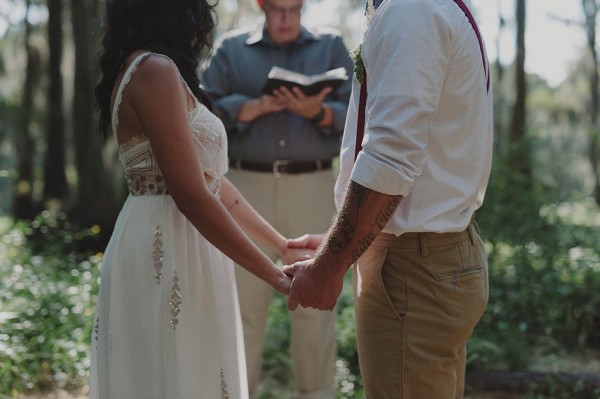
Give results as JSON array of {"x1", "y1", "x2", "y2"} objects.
[
  {"x1": 375, "y1": 195, "x2": 401, "y2": 229},
  {"x1": 327, "y1": 183, "x2": 371, "y2": 254},
  {"x1": 351, "y1": 231, "x2": 377, "y2": 263},
  {"x1": 226, "y1": 199, "x2": 240, "y2": 211},
  {"x1": 325, "y1": 181, "x2": 402, "y2": 264},
  {"x1": 355, "y1": 185, "x2": 371, "y2": 207},
  {"x1": 329, "y1": 214, "x2": 354, "y2": 254}
]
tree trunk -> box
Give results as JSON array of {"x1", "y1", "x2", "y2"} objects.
[
  {"x1": 582, "y1": 0, "x2": 600, "y2": 204},
  {"x1": 13, "y1": 0, "x2": 37, "y2": 220},
  {"x1": 70, "y1": 0, "x2": 119, "y2": 241},
  {"x1": 508, "y1": 0, "x2": 530, "y2": 177},
  {"x1": 43, "y1": 0, "x2": 68, "y2": 202},
  {"x1": 493, "y1": 1, "x2": 506, "y2": 155}
]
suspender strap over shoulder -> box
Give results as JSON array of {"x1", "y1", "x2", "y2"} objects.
[
  {"x1": 453, "y1": 0, "x2": 490, "y2": 92},
  {"x1": 354, "y1": 1, "x2": 489, "y2": 160},
  {"x1": 355, "y1": 66, "x2": 368, "y2": 161}
]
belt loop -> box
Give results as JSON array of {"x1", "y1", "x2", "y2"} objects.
[
  {"x1": 419, "y1": 233, "x2": 429, "y2": 257},
  {"x1": 467, "y1": 223, "x2": 475, "y2": 245},
  {"x1": 468, "y1": 215, "x2": 476, "y2": 245},
  {"x1": 273, "y1": 160, "x2": 288, "y2": 178}
]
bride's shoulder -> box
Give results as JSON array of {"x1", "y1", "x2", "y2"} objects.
[
  {"x1": 123, "y1": 52, "x2": 182, "y2": 93},
  {"x1": 129, "y1": 52, "x2": 177, "y2": 76}
]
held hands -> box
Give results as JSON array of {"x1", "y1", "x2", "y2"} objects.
[
  {"x1": 281, "y1": 233, "x2": 324, "y2": 264},
  {"x1": 272, "y1": 234, "x2": 323, "y2": 296},
  {"x1": 288, "y1": 233, "x2": 324, "y2": 251},
  {"x1": 282, "y1": 233, "x2": 344, "y2": 311},
  {"x1": 270, "y1": 266, "x2": 292, "y2": 296},
  {"x1": 282, "y1": 257, "x2": 344, "y2": 311}
]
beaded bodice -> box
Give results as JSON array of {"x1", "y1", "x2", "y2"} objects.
[{"x1": 111, "y1": 52, "x2": 228, "y2": 196}]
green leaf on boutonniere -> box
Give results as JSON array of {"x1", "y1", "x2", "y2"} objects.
[{"x1": 350, "y1": 43, "x2": 364, "y2": 85}]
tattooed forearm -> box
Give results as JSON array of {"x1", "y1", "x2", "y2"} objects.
[
  {"x1": 354, "y1": 184, "x2": 371, "y2": 207},
  {"x1": 324, "y1": 180, "x2": 402, "y2": 264},
  {"x1": 376, "y1": 195, "x2": 402, "y2": 229},
  {"x1": 329, "y1": 214, "x2": 354, "y2": 254},
  {"x1": 327, "y1": 182, "x2": 371, "y2": 254},
  {"x1": 351, "y1": 231, "x2": 377, "y2": 263},
  {"x1": 350, "y1": 195, "x2": 401, "y2": 262}
]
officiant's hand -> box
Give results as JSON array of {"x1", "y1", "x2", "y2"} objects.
[
  {"x1": 272, "y1": 86, "x2": 332, "y2": 121},
  {"x1": 237, "y1": 95, "x2": 285, "y2": 122},
  {"x1": 283, "y1": 257, "x2": 344, "y2": 311}
]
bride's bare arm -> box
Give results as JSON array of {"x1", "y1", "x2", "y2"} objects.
[
  {"x1": 124, "y1": 54, "x2": 289, "y2": 294},
  {"x1": 220, "y1": 178, "x2": 314, "y2": 263}
]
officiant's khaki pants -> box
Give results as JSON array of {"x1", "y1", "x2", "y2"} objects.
[
  {"x1": 354, "y1": 221, "x2": 489, "y2": 399},
  {"x1": 228, "y1": 168, "x2": 337, "y2": 399}
]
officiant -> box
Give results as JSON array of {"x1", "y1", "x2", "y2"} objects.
[{"x1": 200, "y1": 0, "x2": 352, "y2": 397}]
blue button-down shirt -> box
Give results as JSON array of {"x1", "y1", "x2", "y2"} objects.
[{"x1": 200, "y1": 24, "x2": 354, "y2": 163}]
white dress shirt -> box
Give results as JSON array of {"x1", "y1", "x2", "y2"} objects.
[{"x1": 335, "y1": 0, "x2": 494, "y2": 235}]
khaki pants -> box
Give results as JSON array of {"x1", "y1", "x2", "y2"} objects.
[
  {"x1": 354, "y1": 222, "x2": 489, "y2": 399},
  {"x1": 228, "y1": 168, "x2": 337, "y2": 399}
]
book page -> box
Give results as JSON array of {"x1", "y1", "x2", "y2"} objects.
[{"x1": 267, "y1": 66, "x2": 348, "y2": 85}]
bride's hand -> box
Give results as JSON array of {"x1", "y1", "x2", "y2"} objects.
[
  {"x1": 287, "y1": 233, "x2": 324, "y2": 250},
  {"x1": 281, "y1": 246, "x2": 314, "y2": 264},
  {"x1": 271, "y1": 269, "x2": 292, "y2": 295}
]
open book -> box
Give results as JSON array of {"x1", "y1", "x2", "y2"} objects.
[{"x1": 262, "y1": 66, "x2": 349, "y2": 96}]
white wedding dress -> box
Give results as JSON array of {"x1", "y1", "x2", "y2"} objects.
[{"x1": 89, "y1": 52, "x2": 248, "y2": 399}]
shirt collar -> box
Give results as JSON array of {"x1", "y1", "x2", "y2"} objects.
[{"x1": 245, "y1": 24, "x2": 318, "y2": 47}]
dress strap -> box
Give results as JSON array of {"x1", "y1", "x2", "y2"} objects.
[
  {"x1": 110, "y1": 52, "x2": 198, "y2": 135},
  {"x1": 110, "y1": 52, "x2": 154, "y2": 135}
]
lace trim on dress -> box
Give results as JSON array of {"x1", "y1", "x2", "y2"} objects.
[
  {"x1": 127, "y1": 174, "x2": 169, "y2": 196},
  {"x1": 112, "y1": 52, "x2": 227, "y2": 198},
  {"x1": 119, "y1": 134, "x2": 148, "y2": 153}
]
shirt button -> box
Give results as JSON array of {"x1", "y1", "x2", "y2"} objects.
[{"x1": 279, "y1": 140, "x2": 286, "y2": 147}]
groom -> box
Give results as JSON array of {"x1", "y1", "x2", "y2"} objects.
[{"x1": 284, "y1": 0, "x2": 493, "y2": 397}]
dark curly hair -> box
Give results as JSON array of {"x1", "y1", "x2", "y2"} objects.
[{"x1": 95, "y1": 0, "x2": 217, "y2": 135}]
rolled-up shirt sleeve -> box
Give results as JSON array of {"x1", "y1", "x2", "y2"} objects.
[{"x1": 350, "y1": 1, "x2": 450, "y2": 196}]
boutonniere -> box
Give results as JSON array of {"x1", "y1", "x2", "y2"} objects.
[
  {"x1": 350, "y1": 1, "x2": 374, "y2": 86},
  {"x1": 350, "y1": 43, "x2": 364, "y2": 85}
]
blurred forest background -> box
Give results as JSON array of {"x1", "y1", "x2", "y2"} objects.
[{"x1": 1, "y1": 0, "x2": 600, "y2": 398}]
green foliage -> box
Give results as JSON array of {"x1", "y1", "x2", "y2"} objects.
[
  {"x1": 0, "y1": 212, "x2": 101, "y2": 395},
  {"x1": 469, "y1": 154, "x2": 600, "y2": 372},
  {"x1": 334, "y1": 274, "x2": 363, "y2": 399},
  {"x1": 520, "y1": 376, "x2": 600, "y2": 399},
  {"x1": 260, "y1": 294, "x2": 294, "y2": 391},
  {"x1": 256, "y1": 272, "x2": 364, "y2": 399},
  {"x1": 3, "y1": 171, "x2": 600, "y2": 397}
]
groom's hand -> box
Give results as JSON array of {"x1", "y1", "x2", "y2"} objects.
[{"x1": 283, "y1": 258, "x2": 344, "y2": 311}]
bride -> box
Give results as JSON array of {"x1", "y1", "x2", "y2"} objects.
[{"x1": 89, "y1": 0, "x2": 310, "y2": 397}]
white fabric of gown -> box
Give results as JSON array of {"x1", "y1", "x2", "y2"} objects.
[{"x1": 89, "y1": 52, "x2": 248, "y2": 399}]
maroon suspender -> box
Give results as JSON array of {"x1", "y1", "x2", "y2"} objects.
[
  {"x1": 354, "y1": 1, "x2": 489, "y2": 160},
  {"x1": 355, "y1": 66, "x2": 368, "y2": 161},
  {"x1": 452, "y1": 0, "x2": 490, "y2": 92}
]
